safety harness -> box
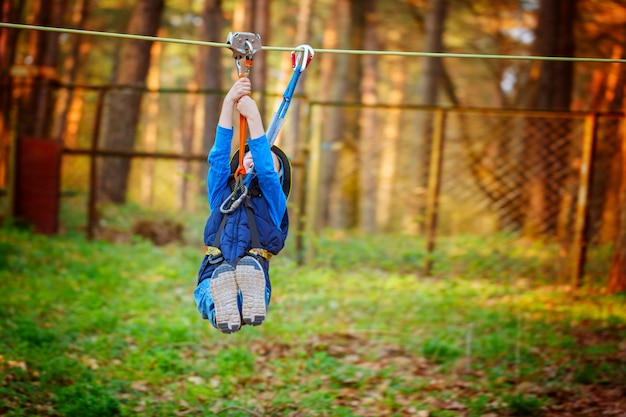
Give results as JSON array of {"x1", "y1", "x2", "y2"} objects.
[{"x1": 205, "y1": 33, "x2": 313, "y2": 265}]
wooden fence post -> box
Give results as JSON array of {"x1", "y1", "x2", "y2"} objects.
[
  {"x1": 424, "y1": 109, "x2": 446, "y2": 277},
  {"x1": 570, "y1": 112, "x2": 598, "y2": 288},
  {"x1": 87, "y1": 87, "x2": 106, "y2": 240}
]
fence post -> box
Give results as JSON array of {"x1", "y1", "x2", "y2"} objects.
[
  {"x1": 424, "y1": 109, "x2": 446, "y2": 277},
  {"x1": 87, "y1": 87, "x2": 106, "y2": 240},
  {"x1": 570, "y1": 112, "x2": 598, "y2": 288}
]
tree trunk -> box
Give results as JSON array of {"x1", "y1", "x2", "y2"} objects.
[
  {"x1": 19, "y1": 0, "x2": 67, "y2": 139},
  {"x1": 140, "y1": 40, "x2": 161, "y2": 207},
  {"x1": 281, "y1": 0, "x2": 313, "y2": 159},
  {"x1": 52, "y1": 0, "x2": 90, "y2": 145},
  {"x1": 231, "y1": 0, "x2": 268, "y2": 120},
  {"x1": 524, "y1": 0, "x2": 577, "y2": 237},
  {"x1": 278, "y1": 0, "x2": 313, "y2": 230},
  {"x1": 0, "y1": 0, "x2": 24, "y2": 188},
  {"x1": 318, "y1": 0, "x2": 351, "y2": 229},
  {"x1": 251, "y1": 0, "x2": 269, "y2": 120},
  {"x1": 607, "y1": 118, "x2": 626, "y2": 293},
  {"x1": 98, "y1": 0, "x2": 164, "y2": 204},
  {"x1": 234, "y1": 0, "x2": 255, "y2": 32},
  {"x1": 197, "y1": 0, "x2": 222, "y2": 196},
  {"x1": 357, "y1": 0, "x2": 379, "y2": 233},
  {"x1": 377, "y1": 52, "x2": 405, "y2": 232},
  {"x1": 335, "y1": 0, "x2": 365, "y2": 230},
  {"x1": 413, "y1": 0, "x2": 447, "y2": 233},
  {"x1": 179, "y1": 80, "x2": 198, "y2": 211},
  {"x1": 596, "y1": 42, "x2": 626, "y2": 244}
]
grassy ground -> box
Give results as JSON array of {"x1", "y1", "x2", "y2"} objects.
[{"x1": 0, "y1": 227, "x2": 625, "y2": 416}]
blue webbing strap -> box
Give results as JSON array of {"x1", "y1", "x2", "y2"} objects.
[{"x1": 266, "y1": 44, "x2": 314, "y2": 145}]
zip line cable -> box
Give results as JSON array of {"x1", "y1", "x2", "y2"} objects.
[{"x1": 2, "y1": 22, "x2": 626, "y2": 64}]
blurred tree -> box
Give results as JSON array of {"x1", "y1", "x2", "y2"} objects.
[
  {"x1": 196, "y1": 0, "x2": 223, "y2": 195},
  {"x1": 280, "y1": 0, "x2": 313, "y2": 231},
  {"x1": 52, "y1": 0, "x2": 91, "y2": 147},
  {"x1": 0, "y1": 0, "x2": 25, "y2": 188},
  {"x1": 232, "y1": 0, "x2": 269, "y2": 118},
  {"x1": 18, "y1": 0, "x2": 68, "y2": 139},
  {"x1": 252, "y1": 0, "x2": 270, "y2": 119},
  {"x1": 576, "y1": 1, "x2": 626, "y2": 244},
  {"x1": 523, "y1": 0, "x2": 577, "y2": 237},
  {"x1": 608, "y1": 117, "x2": 626, "y2": 293},
  {"x1": 98, "y1": 0, "x2": 164, "y2": 204},
  {"x1": 319, "y1": 0, "x2": 352, "y2": 229},
  {"x1": 282, "y1": 0, "x2": 313, "y2": 159},
  {"x1": 140, "y1": 39, "x2": 160, "y2": 207},
  {"x1": 419, "y1": 0, "x2": 446, "y2": 108},
  {"x1": 415, "y1": 0, "x2": 447, "y2": 233},
  {"x1": 357, "y1": 0, "x2": 379, "y2": 233}
]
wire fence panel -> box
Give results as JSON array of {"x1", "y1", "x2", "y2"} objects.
[
  {"x1": 305, "y1": 103, "x2": 621, "y2": 282},
  {"x1": 4, "y1": 82, "x2": 622, "y2": 282},
  {"x1": 441, "y1": 112, "x2": 586, "y2": 238}
]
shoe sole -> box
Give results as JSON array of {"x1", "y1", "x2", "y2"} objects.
[
  {"x1": 236, "y1": 257, "x2": 266, "y2": 326},
  {"x1": 210, "y1": 265, "x2": 240, "y2": 333}
]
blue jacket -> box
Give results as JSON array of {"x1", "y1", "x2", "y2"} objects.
[{"x1": 198, "y1": 126, "x2": 288, "y2": 284}]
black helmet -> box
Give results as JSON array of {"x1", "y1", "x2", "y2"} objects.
[{"x1": 230, "y1": 145, "x2": 292, "y2": 199}]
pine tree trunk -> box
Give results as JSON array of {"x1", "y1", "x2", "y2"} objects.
[
  {"x1": 607, "y1": 119, "x2": 626, "y2": 293},
  {"x1": 251, "y1": 0, "x2": 269, "y2": 119},
  {"x1": 524, "y1": 0, "x2": 576, "y2": 237},
  {"x1": 197, "y1": 0, "x2": 223, "y2": 197},
  {"x1": 377, "y1": 53, "x2": 405, "y2": 232},
  {"x1": 19, "y1": 0, "x2": 67, "y2": 139},
  {"x1": 414, "y1": 0, "x2": 447, "y2": 233},
  {"x1": 98, "y1": 0, "x2": 164, "y2": 204},
  {"x1": 282, "y1": 0, "x2": 313, "y2": 159},
  {"x1": 597, "y1": 42, "x2": 626, "y2": 244},
  {"x1": 0, "y1": 0, "x2": 24, "y2": 188},
  {"x1": 318, "y1": 0, "x2": 351, "y2": 229},
  {"x1": 52, "y1": 0, "x2": 90, "y2": 146},
  {"x1": 140, "y1": 40, "x2": 161, "y2": 207},
  {"x1": 357, "y1": 0, "x2": 379, "y2": 233}
]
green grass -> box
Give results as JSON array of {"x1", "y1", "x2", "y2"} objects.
[{"x1": 0, "y1": 226, "x2": 625, "y2": 416}]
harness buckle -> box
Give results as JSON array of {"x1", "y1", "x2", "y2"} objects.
[
  {"x1": 205, "y1": 246, "x2": 225, "y2": 265},
  {"x1": 248, "y1": 248, "x2": 273, "y2": 261}
]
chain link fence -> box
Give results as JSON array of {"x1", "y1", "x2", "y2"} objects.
[
  {"x1": 308, "y1": 102, "x2": 622, "y2": 281},
  {"x1": 2, "y1": 83, "x2": 622, "y2": 282}
]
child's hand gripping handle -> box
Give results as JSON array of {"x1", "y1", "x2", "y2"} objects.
[{"x1": 226, "y1": 32, "x2": 261, "y2": 178}]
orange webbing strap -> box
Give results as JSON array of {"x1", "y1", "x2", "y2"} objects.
[
  {"x1": 235, "y1": 108, "x2": 247, "y2": 178},
  {"x1": 234, "y1": 58, "x2": 253, "y2": 179}
]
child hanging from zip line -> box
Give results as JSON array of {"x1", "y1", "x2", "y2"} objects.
[{"x1": 194, "y1": 77, "x2": 291, "y2": 334}]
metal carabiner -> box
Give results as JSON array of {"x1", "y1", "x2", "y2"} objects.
[
  {"x1": 291, "y1": 44, "x2": 315, "y2": 72},
  {"x1": 220, "y1": 183, "x2": 249, "y2": 214}
]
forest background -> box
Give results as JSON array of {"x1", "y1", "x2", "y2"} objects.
[
  {"x1": 1, "y1": 1, "x2": 626, "y2": 416},
  {"x1": 3, "y1": 0, "x2": 626, "y2": 289}
]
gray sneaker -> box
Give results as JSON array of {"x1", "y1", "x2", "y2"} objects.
[
  {"x1": 235, "y1": 256, "x2": 266, "y2": 325},
  {"x1": 210, "y1": 263, "x2": 240, "y2": 333}
]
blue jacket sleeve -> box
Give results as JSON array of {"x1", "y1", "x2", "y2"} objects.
[
  {"x1": 207, "y1": 126, "x2": 234, "y2": 212},
  {"x1": 247, "y1": 135, "x2": 287, "y2": 230}
]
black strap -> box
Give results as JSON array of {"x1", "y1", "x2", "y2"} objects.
[
  {"x1": 244, "y1": 197, "x2": 262, "y2": 249},
  {"x1": 213, "y1": 212, "x2": 229, "y2": 247}
]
